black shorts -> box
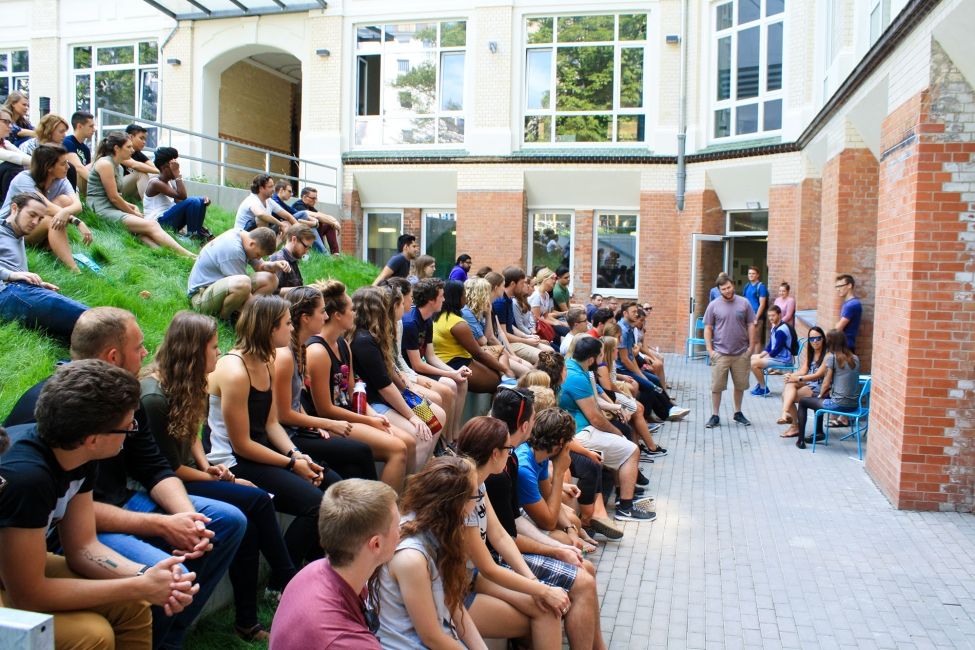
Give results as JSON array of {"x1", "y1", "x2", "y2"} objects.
[{"x1": 447, "y1": 357, "x2": 473, "y2": 370}]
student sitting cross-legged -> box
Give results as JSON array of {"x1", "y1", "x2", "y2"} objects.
[
  {"x1": 140, "y1": 310, "x2": 297, "y2": 642},
  {"x1": 0, "y1": 360, "x2": 198, "y2": 650},
  {"x1": 270, "y1": 479, "x2": 400, "y2": 649}
]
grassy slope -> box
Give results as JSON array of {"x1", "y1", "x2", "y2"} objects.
[{"x1": 0, "y1": 205, "x2": 379, "y2": 649}]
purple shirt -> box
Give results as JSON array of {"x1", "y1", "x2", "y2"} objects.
[
  {"x1": 703, "y1": 295, "x2": 755, "y2": 356},
  {"x1": 448, "y1": 265, "x2": 468, "y2": 282},
  {"x1": 270, "y1": 559, "x2": 381, "y2": 650}
]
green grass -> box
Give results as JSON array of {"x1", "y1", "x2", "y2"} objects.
[{"x1": 1, "y1": 204, "x2": 380, "y2": 647}]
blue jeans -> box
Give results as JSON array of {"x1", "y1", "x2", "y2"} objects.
[
  {"x1": 293, "y1": 210, "x2": 327, "y2": 253},
  {"x1": 0, "y1": 281, "x2": 88, "y2": 340},
  {"x1": 97, "y1": 491, "x2": 247, "y2": 650},
  {"x1": 158, "y1": 197, "x2": 208, "y2": 235}
]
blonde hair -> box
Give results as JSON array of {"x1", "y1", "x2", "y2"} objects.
[
  {"x1": 603, "y1": 320, "x2": 622, "y2": 340},
  {"x1": 517, "y1": 369, "x2": 551, "y2": 389},
  {"x1": 464, "y1": 277, "x2": 492, "y2": 317},
  {"x1": 35, "y1": 113, "x2": 68, "y2": 144},
  {"x1": 528, "y1": 386, "x2": 556, "y2": 411},
  {"x1": 600, "y1": 336, "x2": 618, "y2": 365},
  {"x1": 534, "y1": 267, "x2": 554, "y2": 285}
]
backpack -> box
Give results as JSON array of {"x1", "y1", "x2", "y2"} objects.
[{"x1": 786, "y1": 322, "x2": 800, "y2": 356}]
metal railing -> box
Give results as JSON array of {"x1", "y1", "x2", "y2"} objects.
[{"x1": 95, "y1": 109, "x2": 338, "y2": 202}]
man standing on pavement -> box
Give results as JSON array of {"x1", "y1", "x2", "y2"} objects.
[
  {"x1": 743, "y1": 266, "x2": 768, "y2": 354},
  {"x1": 704, "y1": 276, "x2": 756, "y2": 429},
  {"x1": 833, "y1": 274, "x2": 862, "y2": 352}
]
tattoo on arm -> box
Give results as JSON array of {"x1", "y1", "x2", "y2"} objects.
[{"x1": 82, "y1": 548, "x2": 123, "y2": 574}]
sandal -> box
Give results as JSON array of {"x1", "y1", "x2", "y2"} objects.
[
  {"x1": 779, "y1": 429, "x2": 800, "y2": 438},
  {"x1": 776, "y1": 415, "x2": 793, "y2": 425},
  {"x1": 234, "y1": 623, "x2": 270, "y2": 642}
]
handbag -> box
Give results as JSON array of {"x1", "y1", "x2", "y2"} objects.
[
  {"x1": 536, "y1": 319, "x2": 556, "y2": 342},
  {"x1": 401, "y1": 388, "x2": 443, "y2": 434}
]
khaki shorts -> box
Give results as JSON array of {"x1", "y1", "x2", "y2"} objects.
[
  {"x1": 575, "y1": 426, "x2": 637, "y2": 471},
  {"x1": 510, "y1": 341, "x2": 541, "y2": 364},
  {"x1": 711, "y1": 351, "x2": 751, "y2": 393},
  {"x1": 190, "y1": 276, "x2": 249, "y2": 316}
]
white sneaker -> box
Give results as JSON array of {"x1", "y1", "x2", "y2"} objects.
[{"x1": 668, "y1": 406, "x2": 690, "y2": 421}]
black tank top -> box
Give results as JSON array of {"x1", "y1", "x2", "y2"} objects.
[
  {"x1": 304, "y1": 335, "x2": 352, "y2": 414},
  {"x1": 226, "y1": 353, "x2": 274, "y2": 448}
]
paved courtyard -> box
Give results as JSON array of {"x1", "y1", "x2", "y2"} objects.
[{"x1": 592, "y1": 355, "x2": 975, "y2": 650}]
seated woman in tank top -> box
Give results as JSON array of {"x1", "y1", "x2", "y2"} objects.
[
  {"x1": 303, "y1": 279, "x2": 411, "y2": 491},
  {"x1": 206, "y1": 295, "x2": 340, "y2": 568},
  {"x1": 273, "y1": 286, "x2": 377, "y2": 483}
]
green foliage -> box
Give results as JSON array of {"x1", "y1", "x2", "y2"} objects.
[
  {"x1": 0, "y1": 204, "x2": 379, "y2": 419},
  {"x1": 392, "y1": 60, "x2": 437, "y2": 113}
]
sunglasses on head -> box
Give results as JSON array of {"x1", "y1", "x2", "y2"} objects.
[{"x1": 498, "y1": 386, "x2": 533, "y2": 428}]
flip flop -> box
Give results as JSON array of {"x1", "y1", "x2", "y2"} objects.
[
  {"x1": 776, "y1": 415, "x2": 793, "y2": 425},
  {"x1": 780, "y1": 430, "x2": 800, "y2": 438}
]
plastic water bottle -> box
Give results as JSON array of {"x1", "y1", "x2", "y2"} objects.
[{"x1": 352, "y1": 381, "x2": 368, "y2": 415}]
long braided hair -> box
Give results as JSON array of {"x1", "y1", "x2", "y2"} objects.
[{"x1": 285, "y1": 285, "x2": 325, "y2": 381}]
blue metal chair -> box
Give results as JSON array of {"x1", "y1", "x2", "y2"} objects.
[
  {"x1": 812, "y1": 376, "x2": 871, "y2": 460},
  {"x1": 685, "y1": 317, "x2": 709, "y2": 364},
  {"x1": 762, "y1": 337, "x2": 806, "y2": 397}
]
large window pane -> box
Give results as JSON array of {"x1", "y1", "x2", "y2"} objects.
[
  {"x1": 736, "y1": 26, "x2": 760, "y2": 99},
  {"x1": 556, "y1": 115, "x2": 611, "y2": 142},
  {"x1": 738, "y1": 0, "x2": 761, "y2": 23},
  {"x1": 767, "y1": 0, "x2": 785, "y2": 16},
  {"x1": 526, "y1": 49, "x2": 552, "y2": 109},
  {"x1": 440, "y1": 52, "x2": 464, "y2": 111},
  {"x1": 75, "y1": 75, "x2": 91, "y2": 112},
  {"x1": 557, "y1": 15, "x2": 614, "y2": 42},
  {"x1": 619, "y1": 14, "x2": 647, "y2": 41},
  {"x1": 527, "y1": 17, "x2": 554, "y2": 44},
  {"x1": 357, "y1": 55, "x2": 381, "y2": 116},
  {"x1": 141, "y1": 69, "x2": 158, "y2": 121},
  {"x1": 531, "y1": 213, "x2": 572, "y2": 274},
  {"x1": 763, "y1": 99, "x2": 782, "y2": 130},
  {"x1": 97, "y1": 46, "x2": 134, "y2": 66},
  {"x1": 767, "y1": 22, "x2": 782, "y2": 91},
  {"x1": 388, "y1": 53, "x2": 436, "y2": 115},
  {"x1": 716, "y1": 3, "x2": 733, "y2": 30},
  {"x1": 424, "y1": 211, "x2": 457, "y2": 276},
  {"x1": 735, "y1": 103, "x2": 758, "y2": 135},
  {"x1": 385, "y1": 23, "x2": 437, "y2": 51},
  {"x1": 717, "y1": 36, "x2": 732, "y2": 101},
  {"x1": 524, "y1": 116, "x2": 552, "y2": 143},
  {"x1": 73, "y1": 46, "x2": 92, "y2": 69},
  {"x1": 595, "y1": 214, "x2": 637, "y2": 291},
  {"x1": 620, "y1": 48, "x2": 643, "y2": 108},
  {"x1": 10, "y1": 50, "x2": 28, "y2": 73},
  {"x1": 441, "y1": 21, "x2": 466, "y2": 47},
  {"x1": 556, "y1": 46, "x2": 613, "y2": 111},
  {"x1": 95, "y1": 69, "x2": 135, "y2": 115},
  {"x1": 366, "y1": 213, "x2": 402, "y2": 268}
]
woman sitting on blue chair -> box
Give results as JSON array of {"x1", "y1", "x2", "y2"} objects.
[
  {"x1": 795, "y1": 329, "x2": 860, "y2": 450},
  {"x1": 777, "y1": 326, "x2": 826, "y2": 439}
]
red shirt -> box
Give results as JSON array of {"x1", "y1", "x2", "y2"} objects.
[
  {"x1": 588, "y1": 328, "x2": 600, "y2": 338},
  {"x1": 270, "y1": 559, "x2": 381, "y2": 650}
]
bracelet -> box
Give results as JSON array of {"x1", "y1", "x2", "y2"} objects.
[
  {"x1": 285, "y1": 456, "x2": 296, "y2": 472},
  {"x1": 137, "y1": 564, "x2": 151, "y2": 576},
  {"x1": 287, "y1": 448, "x2": 299, "y2": 457}
]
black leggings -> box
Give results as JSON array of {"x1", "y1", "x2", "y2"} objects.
[
  {"x1": 290, "y1": 431, "x2": 377, "y2": 481},
  {"x1": 797, "y1": 397, "x2": 855, "y2": 439},
  {"x1": 231, "y1": 458, "x2": 341, "y2": 566},
  {"x1": 184, "y1": 480, "x2": 296, "y2": 627},
  {"x1": 569, "y1": 452, "x2": 602, "y2": 506}
]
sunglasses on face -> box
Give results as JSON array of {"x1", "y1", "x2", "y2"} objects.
[{"x1": 808, "y1": 336, "x2": 823, "y2": 342}]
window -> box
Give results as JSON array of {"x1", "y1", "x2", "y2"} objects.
[
  {"x1": 869, "y1": 0, "x2": 891, "y2": 45},
  {"x1": 422, "y1": 210, "x2": 456, "y2": 279},
  {"x1": 355, "y1": 21, "x2": 466, "y2": 147},
  {"x1": 594, "y1": 213, "x2": 638, "y2": 294},
  {"x1": 72, "y1": 41, "x2": 159, "y2": 146},
  {"x1": 712, "y1": 0, "x2": 783, "y2": 139},
  {"x1": 364, "y1": 211, "x2": 404, "y2": 268},
  {"x1": 0, "y1": 49, "x2": 29, "y2": 99},
  {"x1": 523, "y1": 13, "x2": 648, "y2": 144},
  {"x1": 529, "y1": 211, "x2": 573, "y2": 277},
  {"x1": 727, "y1": 210, "x2": 769, "y2": 234}
]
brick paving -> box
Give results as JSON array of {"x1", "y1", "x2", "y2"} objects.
[{"x1": 591, "y1": 356, "x2": 975, "y2": 649}]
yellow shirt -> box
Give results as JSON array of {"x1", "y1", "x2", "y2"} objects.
[{"x1": 433, "y1": 312, "x2": 472, "y2": 362}]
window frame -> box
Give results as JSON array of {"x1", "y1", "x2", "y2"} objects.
[
  {"x1": 352, "y1": 20, "x2": 468, "y2": 149},
  {"x1": 527, "y1": 210, "x2": 575, "y2": 288},
  {"x1": 362, "y1": 209, "x2": 405, "y2": 267},
  {"x1": 592, "y1": 210, "x2": 640, "y2": 298},
  {"x1": 521, "y1": 12, "x2": 651, "y2": 147},
  {"x1": 868, "y1": 0, "x2": 891, "y2": 45},
  {"x1": 710, "y1": 0, "x2": 785, "y2": 143},
  {"x1": 0, "y1": 48, "x2": 30, "y2": 99},
  {"x1": 70, "y1": 39, "x2": 160, "y2": 142}
]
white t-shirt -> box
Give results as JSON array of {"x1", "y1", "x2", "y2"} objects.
[
  {"x1": 234, "y1": 193, "x2": 270, "y2": 230},
  {"x1": 143, "y1": 177, "x2": 175, "y2": 221},
  {"x1": 528, "y1": 290, "x2": 553, "y2": 316}
]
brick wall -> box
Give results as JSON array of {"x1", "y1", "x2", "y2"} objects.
[
  {"x1": 403, "y1": 208, "x2": 422, "y2": 243},
  {"x1": 768, "y1": 184, "x2": 800, "y2": 301},
  {"x1": 456, "y1": 191, "x2": 527, "y2": 273},
  {"x1": 638, "y1": 192, "x2": 683, "y2": 352},
  {"x1": 866, "y1": 42, "x2": 975, "y2": 512},
  {"x1": 341, "y1": 189, "x2": 362, "y2": 255},
  {"x1": 797, "y1": 178, "x2": 822, "y2": 310},
  {"x1": 572, "y1": 210, "x2": 594, "y2": 301},
  {"x1": 817, "y1": 147, "x2": 878, "y2": 371}
]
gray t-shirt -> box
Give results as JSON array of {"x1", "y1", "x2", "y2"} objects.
[
  {"x1": 0, "y1": 172, "x2": 74, "y2": 221},
  {"x1": 825, "y1": 353, "x2": 861, "y2": 407},
  {"x1": 186, "y1": 230, "x2": 257, "y2": 297},
  {"x1": 703, "y1": 295, "x2": 755, "y2": 356},
  {"x1": 0, "y1": 219, "x2": 28, "y2": 286}
]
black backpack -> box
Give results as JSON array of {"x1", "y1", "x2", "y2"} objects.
[{"x1": 786, "y1": 323, "x2": 800, "y2": 356}]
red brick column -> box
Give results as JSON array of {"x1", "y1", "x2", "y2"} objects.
[
  {"x1": 403, "y1": 208, "x2": 422, "y2": 241},
  {"x1": 572, "y1": 209, "x2": 594, "y2": 302},
  {"x1": 817, "y1": 148, "x2": 878, "y2": 371},
  {"x1": 797, "y1": 179, "x2": 822, "y2": 310},
  {"x1": 456, "y1": 191, "x2": 527, "y2": 273},
  {"x1": 767, "y1": 184, "x2": 800, "y2": 298},
  {"x1": 867, "y1": 45, "x2": 975, "y2": 512},
  {"x1": 341, "y1": 188, "x2": 362, "y2": 256}
]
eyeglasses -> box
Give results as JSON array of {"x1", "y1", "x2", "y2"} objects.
[
  {"x1": 469, "y1": 489, "x2": 485, "y2": 501},
  {"x1": 834, "y1": 284, "x2": 849, "y2": 289},
  {"x1": 501, "y1": 445, "x2": 516, "y2": 455},
  {"x1": 103, "y1": 419, "x2": 141, "y2": 436},
  {"x1": 808, "y1": 336, "x2": 824, "y2": 342},
  {"x1": 0, "y1": 118, "x2": 10, "y2": 125},
  {"x1": 498, "y1": 386, "x2": 533, "y2": 428}
]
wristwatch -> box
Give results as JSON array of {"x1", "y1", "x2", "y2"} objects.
[{"x1": 70, "y1": 217, "x2": 81, "y2": 226}]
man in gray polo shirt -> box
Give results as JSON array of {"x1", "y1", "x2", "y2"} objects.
[
  {"x1": 703, "y1": 276, "x2": 756, "y2": 428},
  {"x1": 186, "y1": 226, "x2": 288, "y2": 319}
]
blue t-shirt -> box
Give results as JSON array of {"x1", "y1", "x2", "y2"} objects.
[
  {"x1": 400, "y1": 306, "x2": 432, "y2": 368},
  {"x1": 384, "y1": 253, "x2": 410, "y2": 278},
  {"x1": 62, "y1": 134, "x2": 91, "y2": 166},
  {"x1": 559, "y1": 358, "x2": 597, "y2": 431},
  {"x1": 840, "y1": 298, "x2": 862, "y2": 350},
  {"x1": 585, "y1": 303, "x2": 598, "y2": 322},
  {"x1": 765, "y1": 323, "x2": 793, "y2": 362},
  {"x1": 492, "y1": 294, "x2": 515, "y2": 333},
  {"x1": 448, "y1": 265, "x2": 468, "y2": 282},
  {"x1": 709, "y1": 286, "x2": 721, "y2": 302},
  {"x1": 271, "y1": 194, "x2": 299, "y2": 216},
  {"x1": 743, "y1": 281, "x2": 769, "y2": 313},
  {"x1": 461, "y1": 306, "x2": 484, "y2": 340},
  {"x1": 514, "y1": 442, "x2": 549, "y2": 507},
  {"x1": 615, "y1": 320, "x2": 636, "y2": 369}
]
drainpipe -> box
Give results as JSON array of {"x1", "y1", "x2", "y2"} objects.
[{"x1": 676, "y1": 0, "x2": 688, "y2": 211}]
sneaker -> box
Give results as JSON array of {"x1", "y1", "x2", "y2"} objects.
[
  {"x1": 643, "y1": 445, "x2": 668, "y2": 458},
  {"x1": 647, "y1": 422, "x2": 664, "y2": 434},
  {"x1": 636, "y1": 470, "x2": 649, "y2": 486},
  {"x1": 615, "y1": 506, "x2": 656, "y2": 521},
  {"x1": 733, "y1": 411, "x2": 751, "y2": 426},
  {"x1": 750, "y1": 385, "x2": 771, "y2": 396},
  {"x1": 668, "y1": 406, "x2": 691, "y2": 421},
  {"x1": 705, "y1": 415, "x2": 720, "y2": 428},
  {"x1": 588, "y1": 517, "x2": 624, "y2": 540},
  {"x1": 632, "y1": 496, "x2": 656, "y2": 512},
  {"x1": 639, "y1": 449, "x2": 657, "y2": 463}
]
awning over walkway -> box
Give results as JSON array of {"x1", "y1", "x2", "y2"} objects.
[{"x1": 141, "y1": 0, "x2": 326, "y2": 21}]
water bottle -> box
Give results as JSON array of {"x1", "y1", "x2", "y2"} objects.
[{"x1": 352, "y1": 381, "x2": 368, "y2": 415}]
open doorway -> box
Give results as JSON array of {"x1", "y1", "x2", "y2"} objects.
[{"x1": 727, "y1": 237, "x2": 768, "y2": 294}]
